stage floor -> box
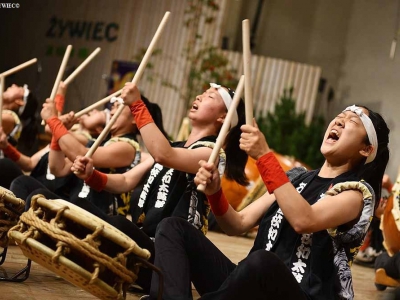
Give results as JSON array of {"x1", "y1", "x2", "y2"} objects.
[{"x1": 0, "y1": 231, "x2": 396, "y2": 299}]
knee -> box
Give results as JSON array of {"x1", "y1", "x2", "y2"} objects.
[
  {"x1": 10, "y1": 174, "x2": 29, "y2": 190},
  {"x1": 155, "y1": 217, "x2": 188, "y2": 240},
  {"x1": 241, "y1": 250, "x2": 281, "y2": 274},
  {"x1": 156, "y1": 217, "x2": 186, "y2": 232}
]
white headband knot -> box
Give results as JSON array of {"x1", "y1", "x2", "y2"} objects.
[
  {"x1": 343, "y1": 105, "x2": 378, "y2": 164},
  {"x1": 210, "y1": 83, "x2": 238, "y2": 128},
  {"x1": 110, "y1": 96, "x2": 124, "y2": 104}
]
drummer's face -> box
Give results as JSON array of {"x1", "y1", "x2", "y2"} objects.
[
  {"x1": 80, "y1": 109, "x2": 106, "y2": 131},
  {"x1": 110, "y1": 102, "x2": 134, "y2": 133},
  {"x1": 189, "y1": 87, "x2": 227, "y2": 124},
  {"x1": 321, "y1": 108, "x2": 370, "y2": 163}
]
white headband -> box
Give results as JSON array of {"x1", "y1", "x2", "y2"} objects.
[
  {"x1": 210, "y1": 83, "x2": 238, "y2": 128},
  {"x1": 343, "y1": 105, "x2": 378, "y2": 164}
]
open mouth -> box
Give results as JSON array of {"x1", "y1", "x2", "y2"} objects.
[
  {"x1": 192, "y1": 103, "x2": 199, "y2": 110},
  {"x1": 327, "y1": 129, "x2": 340, "y2": 142}
]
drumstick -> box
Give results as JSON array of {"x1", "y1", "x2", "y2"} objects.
[
  {"x1": 50, "y1": 45, "x2": 73, "y2": 101},
  {"x1": 0, "y1": 76, "x2": 4, "y2": 125},
  {"x1": 41, "y1": 45, "x2": 73, "y2": 125},
  {"x1": 242, "y1": 19, "x2": 254, "y2": 125},
  {"x1": 75, "y1": 90, "x2": 121, "y2": 118},
  {"x1": 63, "y1": 47, "x2": 101, "y2": 86},
  {"x1": 84, "y1": 102, "x2": 124, "y2": 158},
  {"x1": 83, "y1": 11, "x2": 171, "y2": 159},
  {"x1": 0, "y1": 58, "x2": 37, "y2": 77},
  {"x1": 197, "y1": 75, "x2": 245, "y2": 192}
]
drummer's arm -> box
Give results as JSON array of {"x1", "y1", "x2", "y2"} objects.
[
  {"x1": 49, "y1": 148, "x2": 73, "y2": 177},
  {"x1": 213, "y1": 192, "x2": 275, "y2": 236},
  {"x1": 195, "y1": 159, "x2": 275, "y2": 236},
  {"x1": 0, "y1": 127, "x2": 47, "y2": 172},
  {"x1": 1, "y1": 113, "x2": 16, "y2": 135},
  {"x1": 103, "y1": 156, "x2": 154, "y2": 193},
  {"x1": 71, "y1": 154, "x2": 154, "y2": 194}
]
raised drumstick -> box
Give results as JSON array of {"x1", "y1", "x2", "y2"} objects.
[
  {"x1": 0, "y1": 58, "x2": 37, "y2": 77},
  {"x1": 242, "y1": 19, "x2": 254, "y2": 125},
  {"x1": 83, "y1": 11, "x2": 171, "y2": 159},
  {"x1": 41, "y1": 45, "x2": 73, "y2": 125},
  {"x1": 197, "y1": 75, "x2": 245, "y2": 192},
  {"x1": 63, "y1": 47, "x2": 101, "y2": 86},
  {"x1": 75, "y1": 90, "x2": 121, "y2": 118},
  {"x1": 50, "y1": 45, "x2": 73, "y2": 101}
]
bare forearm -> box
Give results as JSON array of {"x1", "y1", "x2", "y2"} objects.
[
  {"x1": 49, "y1": 150, "x2": 72, "y2": 177},
  {"x1": 14, "y1": 154, "x2": 36, "y2": 172},
  {"x1": 58, "y1": 134, "x2": 88, "y2": 162},
  {"x1": 214, "y1": 206, "x2": 249, "y2": 236},
  {"x1": 139, "y1": 123, "x2": 172, "y2": 162},
  {"x1": 104, "y1": 158, "x2": 153, "y2": 193}
]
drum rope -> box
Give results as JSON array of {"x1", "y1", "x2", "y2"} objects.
[
  {"x1": 0, "y1": 188, "x2": 25, "y2": 247},
  {"x1": 17, "y1": 207, "x2": 139, "y2": 284}
]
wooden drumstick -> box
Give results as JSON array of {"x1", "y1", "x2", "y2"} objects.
[
  {"x1": 63, "y1": 47, "x2": 101, "y2": 86},
  {"x1": 41, "y1": 45, "x2": 73, "y2": 125},
  {"x1": 0, "y1": 58, "x2": 37, "y2": 77},
  {"x1": 242, "y1": 19, "x2": 254, "y2": 125},
  {"x1": 83, "y1": 11, "x2": 171, "y2": 160},
  {"x1": 197, "y1": 75, "x2": 245, "y2": 192},
  {"x1": 0, "y1": 76, "x2": 4, "y2": 125},
  {"x1": 84, "y1": 101, "x2": 124, "y2": 158},
  {"x1": 75, "y1": 90, "x2": 121, "y2": 118},
  {"x1": 50, "y1": 45, "x2": 73, "y2": 101}
]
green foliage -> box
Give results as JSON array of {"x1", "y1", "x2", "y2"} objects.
[
  {"x1": 186, "y1": 46, "x2": 238, "y2": 106},
  {"x1": 257, "y1": 88, "x2": 325, "y2": 169}
]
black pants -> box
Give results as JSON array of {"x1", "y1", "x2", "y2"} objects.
[
  {"x1": 375, "y1": 251, "x2": 400, "y2": 279},
  {"x1": 150, "y1": 217, "x2": 307, "y2": 300},
  {"x1": 0, "y1": 158, "x2": 23, "y2": 189},
  {"x1": 10, "y1": 176, "x2": 155, "y2": 293}
]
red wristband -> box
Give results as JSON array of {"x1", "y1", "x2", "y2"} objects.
[
  {"x1": 55, "y1": 94, "x2": 65, "y2": 113},
  {"x1": 46, "y1": 116, "x2": 69, "y2": 142},
  {"x1": 50, "y1": 136, "x2": 62, "y2": 151},
  {"x1": 206, "y1": 188, "x2": 229, "y2": 216},
  {"x1": 129, "y1": 100, "x2": 154, "y2": 129},
  {"x1": 84, "y1": 169, "x2": 108, "y2": 192},
  {"x1": 2, "y1": 144, "x2": 21, "y2": 162},
  {"x1": 256, "y1": 152, "x2": 290, "y2": 193}
]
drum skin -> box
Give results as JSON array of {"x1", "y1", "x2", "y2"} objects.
[
  {"x1": 221, "y1": 152, "x2": 302, "y2": 211},
  {"x1": 381, "y1": 191, "x2": 400, "y2": 256}
]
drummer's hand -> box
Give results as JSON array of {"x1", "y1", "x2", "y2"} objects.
[
  {"x1": 382, "y1": 174, "x2": 393, "y2": 191},
  {"x1": 59, "y1": 111, "x2": 78, "y2": 130},
  {"x1": 194, "y1": 160, "x2": 221, "y2": 195},
  {"x1": 120, "y1": 82, "x2": 142, "y2": 106},
  {"x1": 57, "y1": 81, "x2": 67, "y2": 97},
  {"x1": 0, "y1": 127, "x2": 9, "y2": 149},
  {"x1": 71, "y1": 155, "x2": 94, "y2": 180},
  {"x1": 375, "y1": 197, "x2": 388, "y2": 219},
  {"x1": 41, "y1": 98, "x2": 58, "y2": 121},
  {"x1": 240, "y1": 119, "x2": 271, "y2": 160}
]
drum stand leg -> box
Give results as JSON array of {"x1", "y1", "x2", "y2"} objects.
[
  {"x1": 136, "y1": 257, "x2": 164, "y2": 300},
  {"x1": 0, "y1": 247, "x2": 32, "y2": 282}
]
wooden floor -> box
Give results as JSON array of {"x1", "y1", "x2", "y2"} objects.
[{"x1": 0, "y1": 231, "x2": 397, "y2": 300}]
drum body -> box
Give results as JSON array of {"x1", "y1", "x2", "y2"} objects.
[
  {"x1": 0, "y1": 186, "x2": 25, "y2": 248},
  {"x1": 8, "y1": 196, "x2": 151, "y2": 300}
]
